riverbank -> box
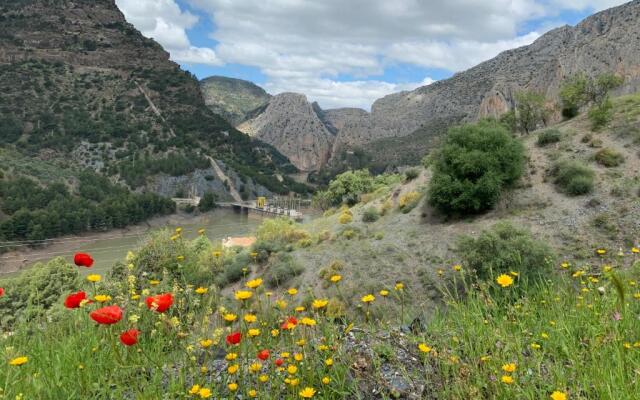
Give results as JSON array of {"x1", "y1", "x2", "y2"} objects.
[{"x1": 0, "y1": 209, "x2": 265, "y2": 277}]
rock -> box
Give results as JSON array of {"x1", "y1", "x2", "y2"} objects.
[{"x1": 200, "y1": 76, "x2": 271, "y2": 126}]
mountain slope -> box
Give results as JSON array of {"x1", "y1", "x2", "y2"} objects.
[
  {"x1": 200, "y1": 76, "x2": 271, "y2": 126},
  {"x1": 0, "y1": 0, "x2": 300, "y2": 199}
]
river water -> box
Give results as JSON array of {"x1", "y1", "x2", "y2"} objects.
[{"x1": 0, "y1": 209, "x2": 264, "y2": 278}]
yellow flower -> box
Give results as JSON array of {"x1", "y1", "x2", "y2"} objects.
[
  {"x1": 501, "y1": 375, "x2": 514, "y2": 384},
  {"x1": 322, "y1": 376, "x2": 331, "y2": 384},
  {"x1": 189, "y1": 385, "x2": 201, "y2": 394},
  {"x1": 501, "y1": 363, "x2": 516, "y2": 373},
  {"x1": 550, "y1": 391, "x2": 567, "y2": 400},
  {"x1": 244, "y1": 314, "x2": 257, "y2": 323},
  {"x1": 271, "y1": 329, "x2": 280, "y2": 337},
  {"x1": 246, "y1": 278, "x2": 263, "y2": 289},
  {"x1": 176, "y1": 255, "x2": 185, "y2": 262},
  {"x1": 287, "y1": 365, "x2": 298, "y2": 374},
  {"x1": 175, "y1": 227, "x2": 182, "y2": 234},
  {"x1": 361, "y1": 294, "x2": 375, "y2": 303},
  {"x1": 452, "y1": 264, "x2": 462, "y2": 271},
  {"x1": 330, "y1": 274, "x2": 342, "y2": 283},
  {"x1": 379, "y1": 289, "x2": 389, "y2": 296},
  {"x1": 9, "y1": 356, "x2": 28, "y2": 366},
  {"x1": 312, "y1": 299, "x2": 329, "y2": 309},
  {"x1": 94, "y1": 294, "x2": 111, "y2": 303},
  {"x1": 596, "y1": 248, "x2": 606, "y2": 255},
  {"x1": 318, "y1": 345, "x2": 329, "y2": 351},
  {"x1": 295, "y1": 306, "x2": 305, "y2": 312},
  {"x1": 198, "y1": 228, "x2": 206, "y2": 235},
  {"x1": 418, "y1": 343, "x2": 431, "y2": 353},
  {"x1": 223, "y1": 313, "x2": 237, "y2": 322},
  {"x1": 496, "y1": 274, "x2": 514, "y2": 288},
  {"x1": 199, "y1": 339, "x2": 213, "y2": 348},
  {"x1": 198, "y1": 388, "x2": 212, "y2": 399},
  {"x1": 325, "y1": 358, "x2": 333, "y2": 366},
  {"x1": 149, "y1": 279, "x2": 160, "y2": 286},
  {"x1": 170, "y1": 235, "x2": 179, "y2": 241},
  {"x1": 195, "y1": 287, "x2": 208, "y2": 295},
  {"x1": 86, "y1": 274, "x2": 101, "y2": 283},
  {"x1": 248, "y1": 389, "x2": 258, "y2": 398},
  {"x1": 632, "y1": 247, "x2": 639, "y2": 254},
  {"x1": 480, "y1": 355, "x2": 491, "y2": 362},
  {"x1": 276, "y1": 299, "x2": 288, "y2": 309},
  {"x1": 258, "y1": 375, "x2": 269, "y2": 383},
  {"x1": 287, "y1": 288, "x2": 298, "y2": 295},
  {"x1": 248, "y1": 328, "x2": 260, "y2": 337},
  {"x1": 235, "y1": 290, "x2": 253, "y2": 301},
  {"x1": 300, "y1": 317, "x2": 317, "y2": 326},
  {"x1": 225, "y1": 352, "x2": 238, "y2": 361},
  {"x1": 296, "y1": 339, "x2": 306, "y2": 346},
  {"x1": 394, "y1": 282, "x2": 404, "y2": 291},
  {"x1": 560, "y1": 261, "x2": 570, "y2": 269},
  {"x1": 227, "y1": 364, "x2": 239, "y2": 374},
  {"x1": 294, "y1": 353, "x2": 304, "y2": 361},
  {"x1": 299, "y1": 387, "x2": 316, "y2": 398},
  {"x1": 249, "y1": 363, "x2": 262, "y2": 373},
  {"x1": 531, "y1": 343, "x2": 541, "y2": 350},
  {"x1": 437, "y1": 269, "x2": 444, "y2": 276},
  {"x1": 213, "y1": 251, "x2": 222, "y2": 258},
  {"x1": 228, "y1": 382, "x2": 238, "y2": 391}
]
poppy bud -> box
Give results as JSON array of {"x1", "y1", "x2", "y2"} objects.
[{"x1": 275, "y1": 358, "x2": 284, "y2": 366}]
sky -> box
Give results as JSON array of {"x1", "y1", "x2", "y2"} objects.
[{"x1": 114, "y1": 0, "x2": 628, "y2": 110}]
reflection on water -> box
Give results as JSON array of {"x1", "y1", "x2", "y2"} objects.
[{"x1": 1, "y1": 209, "x2": 264, "y2": 277}]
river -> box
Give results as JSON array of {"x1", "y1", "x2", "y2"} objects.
[{"x1": 0, "y1": 209, "x2": 264, "y2": 279}]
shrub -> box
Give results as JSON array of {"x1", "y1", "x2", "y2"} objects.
[
  {"x1": 536, "y1": 129, "x2": 561, "y2": 146},
  {"x1": 404, "y1": 168, "x2": 420, "y2": 182},
  {"x1": 256, "y1": 218, "x2": 309, "y2": 245},
  {"x1": 428, "y1": 121, "x2": 525, "y2": 215},
  {"x1": 362, "y1": 207, "x2": 380, "y2": 222},
  {"x1": 515, "y1": 91, "x2": 550, "y2": 133},
  {"x1": 594, "y1": 148, "x2": 624, "y2": 167},
  {"x1": 398, "y1": 191, "x2": 422, "y2": 213},
  {"x1": 588, "y1": 98, "x2": 614, "y2": 130},
  {"x1": 456, "y1": 222, "x2": 555, "y2": 280},
  {"x1": 551, "y1": 160, "x2": 595, "y2": 196},
  {"x1": 380, "y1": 199, "x2": 392, "y2": 215},
  {"x1": 314, "y1": 170, "x2": 400, "y2": 206},
  {"x1": 198, "y1": 191, "x2": 217, "y2": 212},
  {"x1": 265, "y1": 253, "x2": 304, "y2": 287},
  {"x1": 338, "y1": 212, "x2": 353, "y2": 224}
]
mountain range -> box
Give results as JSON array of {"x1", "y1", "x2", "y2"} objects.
[{"x1": 201, "y1": 0, "x2": 640, "y2": 174}]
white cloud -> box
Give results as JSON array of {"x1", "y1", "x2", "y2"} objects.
[
  {"x1": 115, "y1": 0, "x2": 223, "y2": 66},
  {"x1": 116, "y1": 0, "x2": 628, "y2": 108}
]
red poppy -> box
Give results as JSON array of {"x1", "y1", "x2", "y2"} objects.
[
  {"x1": 257, "y1": 349, "x2": 270, "y2": 360},
  {"x1": 275, "y1": 358, "x2": 284, "y2": 366},
  {"x1": 90, "y1": 305, "x2": 123, "y2": 325},
  {"x1": 226, "y1": 331, "x2": 241, "y2": 345},
  {"x1": 64, "y1": 291, "x2": 87, "y2": 309},
  {"x1": 145, "y1": 293, "x2": 173, "y2": 313},
  {"x1": 281, "y1": 316, "x2": 298, "y2": 330},
  {"x1": 73, "y1": 252, "x2": 94, "y2": 268},
  {"x1": 120, "y1": 329, "x2": 140, "y2": 346},
  {"x1": 0, "y1": 287, "x2": 4, "y2": 297}
]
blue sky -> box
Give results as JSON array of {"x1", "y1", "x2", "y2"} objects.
[{"x1": 116, "y1": 0, "x2": 625, "y2": 109}]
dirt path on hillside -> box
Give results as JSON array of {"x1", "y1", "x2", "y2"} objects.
[{"x1": 207, "y1": 156, "x2": 242, "y2": 202}]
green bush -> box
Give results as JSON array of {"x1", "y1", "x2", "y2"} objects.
[
  {"x1": 594, "y1": 148, "x2": 624, "y2": 167},
  {"x1": 428, "y1": 121, "x2": 525, "y2": 215},
  {"x1": 314, "y1": 170, "x2": 400, "y2": 206},
  {"x1": 265, "y1": 253, "x2": 304, "y2": 287},
  {"x1": 256, "y1": 218, "x2": 309, "y2": 246},
  {"x1": 198, "y1": 191, "x2": 217, "y2": 212},
  {"x1": 588, "y1": 98, "x2": 614, "y2": 130},
  {"x1": 551, "y1": 159, "x2": 595, "y2": 196},
  {"x1": 456, "y1": 222, "x2": 555, "y2": 280},
  {"x1": 536, "y1": 129, "x2": 561, "y2": 146},
  {"x1": 362, "y1": 207, "x2": 380, "y2": 222},
  {"x1": 404, "y1": 168, "x2": 420, "y2": 182}
]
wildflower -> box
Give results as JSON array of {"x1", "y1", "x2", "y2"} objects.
[
  {"x1": 496, "y1": 274, "x2": 514, "y2": 288},
  {"x1": 213, "y1": 251, "x2": 222, "y2": 258},
  {"x1": 330, "y1": 274, "x2": 342, "y2": 283},
  {"x1": 0, "y1": 287, "x2": 3, "y2": 297},
  {"x1": 501, "y1": 375, "x2": 514, "y2": 384},
  {"x1": 149, "y1": 280, "x2": 160, "y2": 286},
  {"x1": 361, "y1": 294, "x2": 375, "y2": 303},
  {"x1": 452, "y1": 264, "x2": 462, "y2": 272},
  {"x1": 276, "y1": 299, "x2": 288, "y2": 309},
  {"x1": 258, "y1": 375, "x2": 269, "y2": 383},
  {"x1": 322, "y1": 376, "x2": 331, "y2": 384},
  {"x1": 632, "y1": 247, "x2": 639, "y2": 254},
  {"x1": 271, "y1": 329, "x2": 280, "y2": 337},
  {"x1": 295, "y1": 306, "x2": 305, "y2": 312},
  {"x1": 86, "y1": 274, "x2": 101, "y2": 283},
  {"x1": 128, "y1": 314, "x2": 140, "y2": 323},
  {"x1": 227, "y1": 364, "x2": 239, "y2": 374},
  {"x1": 175, "y1": 227, "x2": 182, "y2": 234},
  {"x1": 325, "y1": 358, "x2": 333, "y2": 366},
  {"x1": 64, "y1": 291, "x2": 88, "y2": 309},
  {"x1": 299, "y1": 387, "x2": 316, "y2": 398},
  {"x1": 223, "y1": 313, "x2": 237, "y2": 322},
  {"x1": 248, "y1": 389, "x2": 258, "y2": 398},
  {"x1": 550, "y1": 391, "x2": 568, "y2": 400},
  {"x1": 244, "y1": 314, "x2": 257, "y2": 323},
  {"x1": 480, "y1": 355, "x2": 491, "y2": 362},
  {"x1": 560, "y1": 261, "x2": 570, "y2": 269},
  {"x1": 90, "y1": 305, "x2": 123, "y2": 325},
  {"x1": 246, "y1": 278, "x2": 263, "y2": 289},
  {"x1": 275, "y1": 358, "x2": 284, "y2": 367},
  {"x1": 234, "y1": 290, "x2": 253, "y2": 301},
  {"x1": 228, "y1": 382, "x2": 238, "y2": 391},
  {"x1": 437, "y1": 269, "x2": 444, "y2": 276},
  {"x1": 257, "y1": 349, "x2": 270, "y2": 360},
  {"x1": 226, "y1": 352, "x2": 238, "y2": 361},
  {"x1": 249, "y1": 362, "x2": 262, "y2": 373},
  {"x1": 94, "y1": 294, "x2": 111, "y2": 303},
  {"x1": 176, "y1": 255, "x2": 184, "y2": 262},
  {"x1": 294, "y1": 353, "x2": 304, "y2": 361},
  {"x1": 287, "y1": 288, "x2": 298, "y2": 295},
  {"x1": 287, "y1": 365, "x2": 298, "y2": 374},
  {"x1": 198, "y1": 228, "x2": 206, "y2": 235},
  {"x1": 200, "y1": 339, "x2": 213, "y2": 348},
  {"x1": 145, "y1": 293, "x2": 173, "y2": 313},
  {"x1": 418, "y1": 343, "x2": 432, "y2": 353},
  {"x1": 312, "y1": 299, "x2": 329, "y2": 309},
  {"x1": 73, "y1": 252, "x2": 94, "y2": 267},
  {"x1": 531, "y1": 343, "x2": 541, "y2": 350},
  {"x1": 120, "y1": 329, "x2": 140, "y2": 346},
  {"x1": 501, "y1": 363, "x2": 516, "y2": 373},
  {"x1": 195, "y1": 287, "x2": 208, "y2": 295},
  {"x1": 394, "y1": 282, "x2": 404, "y2": 291},
  {"x1": 8, "y1": 356, "x2": 28, "y2": 366},
  {"x1": 596, "y1": 248, "x2": 606, "y2": 255},
  {"x1": 198, "y1": 388, "x2": 212, "y2": 398},
  {"x1": 281, "y1": 316, "x2": 298, "y2": 330},
  {"x1": 300, "y1": 317, "x2": 317, "y2": 326},
  {"x1": 296, "y1": 339, "x2": 306, "y2": 346},
  {"x1": 248, "y1": 328, "x2": 260, "y2": 337},
  {"x1": 379, "y1": 289, "x2": 389, "y2": 296},
  {"x1": 226, "y1": 332, "x2": 241, "y2": 345}
]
